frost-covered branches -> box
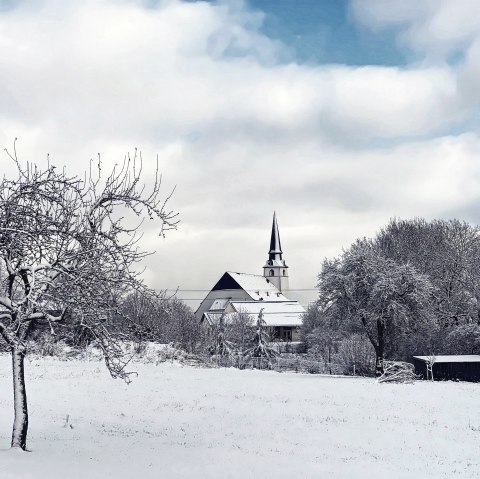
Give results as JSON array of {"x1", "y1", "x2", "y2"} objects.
[
  {"x1": 244, "y1": 309, "x2": 278, "y2": 360},
  {"x1": 0, "y1": 147, "x2": 176, "y2": 357},
  {"x1": 377, "y1": 361, "x2": 417, "y2": 384},
  {"x1": 209, "y1": 313, "x2": 235, "y2": 357},
  {"x1": 0, "y1": 145, "x2": 177, "y2": 449},
  {"x1": 319, "y1": 239, "x2": 434, "y2": 375}
]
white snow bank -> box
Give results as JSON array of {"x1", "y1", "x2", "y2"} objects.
[{"x1": 0, "y1": 356, "x2": 479, "y2": 478}]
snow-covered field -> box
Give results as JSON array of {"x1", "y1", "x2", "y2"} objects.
[{"x1": 0, "y1": 355, "x2": 479, "y2": 479}]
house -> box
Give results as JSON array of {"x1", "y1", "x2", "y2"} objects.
[
  {"x1": 412, "y1": 355, "x2": 480, "y2": 382},
  {"x1": 195, "y1": 213, "x2": 305, "y2": 342}
]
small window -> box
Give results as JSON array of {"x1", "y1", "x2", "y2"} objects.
[
  {"x1": 269, "y1": 269, "x2": 274, "y2": 277},
  {"x1": 283, "y1": 269, "x2": 286, "y2": 276}
]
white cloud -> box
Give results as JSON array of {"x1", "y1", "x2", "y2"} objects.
[
  {"x1": 350, "y1": 0, "x2": 480, "y2": 61},
  {"x1": 0, "y1": 0, "x2": 479, "y2": 302}
]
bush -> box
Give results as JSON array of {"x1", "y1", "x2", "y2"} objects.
[
  {"x1": 336, "y1": 334, "x2": 376, "y2": 376},
  {"x1": 27, "y1": 336, "x2": 74, "y2": 358}
]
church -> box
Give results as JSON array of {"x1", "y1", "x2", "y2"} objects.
[{"x1": 195, "y1": 213, "x2": 305, "y2": 342}]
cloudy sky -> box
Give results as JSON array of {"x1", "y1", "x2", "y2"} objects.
[{"x1": 1, "y1": 0, "x2": 480, "y2": 307}]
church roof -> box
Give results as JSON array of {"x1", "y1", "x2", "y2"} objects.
[
  {"x1": 203, "y1": 301, "x2": 305, "y2": 327},
  {"x1": 217, "y1": 271, "x2": 289, "y2": 302},
  {"x1": 230, "y1": 301, "x2": 305, "y2": 327}
]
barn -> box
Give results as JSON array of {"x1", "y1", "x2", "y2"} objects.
[{"x1": 412, "y1": 355, "x2": 480, "y2": 382}]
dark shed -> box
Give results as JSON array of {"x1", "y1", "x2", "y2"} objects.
[{"x1": 413, "y1": 355, "x2": 480, "y2": 382}]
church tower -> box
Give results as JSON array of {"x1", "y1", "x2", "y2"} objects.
[{"x1": 263, "y1": 212, "x2": 289, "y2": 293}]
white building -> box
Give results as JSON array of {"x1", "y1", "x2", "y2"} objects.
[{"x1": 195, "y1": 213, "x2": 305, "y2": 342}]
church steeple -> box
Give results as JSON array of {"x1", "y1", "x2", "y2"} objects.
[
  {"x1": 268, "y1": 212, "x2": 283, "y2": 261},
  {"x1": 263, "y1": 213, "x2": 289, "y2": 294}
]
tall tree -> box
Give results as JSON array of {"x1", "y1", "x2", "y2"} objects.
[
  {"x1": 319, "y1": 240, "x2": 434, "y2": 375},
  {"x1": 0, "y1": 146, "x2": 176, "y2": 450},
  {"x1": 378, "y1": 218, "x2": 480, "y2": 327}
]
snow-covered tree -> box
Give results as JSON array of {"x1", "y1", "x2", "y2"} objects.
[
  {"x1": 227, "y1": 309, "x2": 254, "y2": 353},
  {"x1": 209, "y1": 313, "x2": 234, "y2": 356},
  {"x1": 446, "y1": 324, "x2": 480, "y2": 354},
  {"x1": 245, "y1": 309, "x2": 278, "y2": 360},
  {"x1": 0, "y1": 146, "x2": 176, "y2": 450},
  {"x1": 378, "y1": 218, "x2": 480, "y2": 328},
  {"x1": 319, "y1": 240, "x2": 434, "y2": 376}
]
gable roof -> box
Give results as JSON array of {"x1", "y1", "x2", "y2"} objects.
[{"x1": 223, "y1": 272, "x2": 288, "y2": 302}]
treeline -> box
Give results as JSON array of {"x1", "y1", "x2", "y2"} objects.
[
  {"x1": 0, "y1": 291, "x2": 206, "y2": 355},
  {"x1": 303, "y1": 218, "x2": 480, "y2": 375}
]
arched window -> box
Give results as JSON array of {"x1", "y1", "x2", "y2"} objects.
[
  {"x1": 283, "y1": 269, "x2": 286, "y2": 276},
  {"x1": 269, "y1": 269, "x2": 274, "y2": 277}
]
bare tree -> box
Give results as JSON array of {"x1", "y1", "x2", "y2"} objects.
[{"x1": 0, "y1": 144, "x2": 177, "y2": 450}]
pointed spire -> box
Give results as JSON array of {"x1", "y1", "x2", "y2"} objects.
[{"x1": 268, "y1": 212, "x2": 283, "y2": 260}]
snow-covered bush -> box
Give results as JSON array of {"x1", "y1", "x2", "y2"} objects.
[
  {"x1": 27, "y1": 337, "x2": 75, "y2": 359},
  {"x1": 336, "y1": 334, "x2": 376, "y2": 376}
]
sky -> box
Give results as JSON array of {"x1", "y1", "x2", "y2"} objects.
[{"x1": 1, "y1": 0, "x2": 480, "y2": 308}]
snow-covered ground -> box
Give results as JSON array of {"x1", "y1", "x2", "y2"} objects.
[{"x1": 0, "y1": 355, "x2": 479, "y2": 479}]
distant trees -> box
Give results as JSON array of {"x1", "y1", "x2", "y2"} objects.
[
  {"x1": 377, "y1": 218, "x2": 480, "y2": 327},
  {"x1": 118, "y1": 292, "x2": 204, "y2": 353},
  {"x1": 445, "y1": 324, "x2": 480, "y2": 354},
  {"x1": 206, "y1": 309, "x2": 278, "y2": 362},
  {"x1": 0, "y1": 147, "x2": 176, "y2": 450},
  {"x1": 308, "y1": 218, "x2": 480, "y2": 373}
]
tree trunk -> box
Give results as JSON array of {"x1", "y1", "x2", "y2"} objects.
[
  {"x1": 375, "y1": 351, "x2": 384, "y2": 377},
  {"x1": 375, "y1": 318, "x2": 385, "y2": 377},
  {"x1": 11, "y1": 347, "x2": 28, "y2": 450}
]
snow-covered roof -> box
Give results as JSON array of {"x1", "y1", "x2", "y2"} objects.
[
  {"x1": 226, "y1": 272, "x2": 288, "y2": 302},
  {"x1": 230, "y1": 300, "x2": 305, "y2": 327},
  {"x1": 413, "y1": 355, "x2": 480, "y2": 363}
]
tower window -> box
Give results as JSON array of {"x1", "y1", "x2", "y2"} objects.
[
  {"x1": 269, "y1": 269, "x2": 274, "y2": 277},
  {"x1": 283, "y1": 269, "x2": 286, "y2": 276}
]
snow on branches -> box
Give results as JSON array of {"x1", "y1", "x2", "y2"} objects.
[{"x1": 0, "y1": 143, "x2": 177, "y2": 449}]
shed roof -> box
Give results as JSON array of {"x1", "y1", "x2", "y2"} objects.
[{"x1": 413, "y1": 355, "x2": 480, "y2": 363}]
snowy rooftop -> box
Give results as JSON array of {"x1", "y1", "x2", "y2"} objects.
[
  {"x1": 227, "y1": 272, "x2": 288, "y2": 302},
  {"x1": 230, "y1": 300, "x2": 305, "y2": 327},
  {"x1": 413, "y1": 355, "x2": 480, "y2": 363}
]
